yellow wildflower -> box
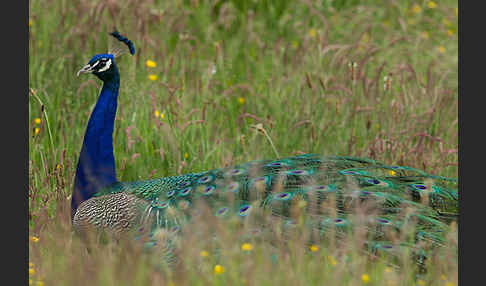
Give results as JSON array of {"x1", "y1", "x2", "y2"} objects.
[
  {"x1": 427, "y1": 1, "x2": 437, "y2": 9},
  {"x1": 361, "y1": 274, "x2": 370, "y2": 283},
  {"x1": 361, "y1": 33, "x2": 370, "y2": 44},
  {"x1": 29, "y1": 268, "x2": 35, "y2": 276},
  {"x1": 411, "y1": 4, "x2": 422, "y2": 14},
  {"x1": 328, "y1": 256, "x2": 337, "y2": 266},
  {"x1": 34, "y1": 128, "x2": 40, "y2": 135},
  {"x1": 200, "y1": 250, "x2": 209, "y2": 257},
  {"x1": 36, "y1": 282, "x2": 44, "y2": 286},
  {"x1": 445, "y1": 282, "x2": 454, "y2": 286},
  {"x1": 417, "y1": 280, "x2": 425, "y2": 286},
  {"x1": 308, "y1": 28, "x2": 317, "y2": 38},
  {"x1": 30, "y1": 236, "x2": 39, "y2": 243},
  {"x1": 443, "y1": 18, "x2": 451, "y2": 26},
  {"x1": 160, "y1": 113, "x2": 165, "y2": 119},
  {"x1": 388, "y1": 170, "x2": 396, "y2": 176},
  {"x1": 447, "y1": 29, "x2": 455, "y2": 36},
  {"x1": 29, "y1": 19, "x2": 32, "y2": 27},
  {"x1": 440, "y1": 275, "x2": 446, "y2": 280},
  {"x1": 438, "y1": 46, "x2": 446, "y2": 54},
  {"x1": 214, "y1": 264, "x2": 225, "y2": 274},
  {"x1": 384, "y1": 267, "x2": 392, "y2": 273},
  {"x1": 155, "y1": 110, "x2": 160, "y2": 118},
  {"x1": 34, "y1": 118, "x2": 41, "y2": 124},
  {"x1": 421, "y1": 31, "x2": 429, "y2": 39},
  {"x1": 29, "y1": 262, "x2": 34, "y2": 268},
  {"x1": 148, "y1": 74, "x2": 158, "y2": 81},
  {"x1": 309, "y1": 245, "x2": 319, "y2": 252},
  {"x1": 238, "y1": 97, "x2": 245, "y2": 105},
  {"x1": 297, "y1": 200, "x2": 307, "y2": 208},
  {"x1": 29, "y1": 279, "x2": 32, "y2": 285},
  {"x1": 241, "y1": 243, "x2": 253, "y2": 251},
  {"x1": 184, "y1": 152, "x2": 189, "y2": 159},
  {"x1": 146, "y1": 60, "x2": 156, "y2": 68}
]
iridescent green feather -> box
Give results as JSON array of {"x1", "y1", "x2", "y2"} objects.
[{"x1": 82, "y1": 154, "x2": 457, "y2": 267}]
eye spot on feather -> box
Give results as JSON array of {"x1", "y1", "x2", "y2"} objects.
[
  {"x1": 367, "y1": 178, "x2": 380, "y2": 185},
  {"x1": 181, "y1": 181, "x2": 192, "y2": 187},
  {"x1": 166, "y1": 190, "x2": 176, "y2": 198},
  {"x1": 238, "y1": 205, "x2": 251, "y2": 216},
  {"x1": 273, "y1": 192, "x2": 292, "y2": 201},
  {"x1": 252, "y1": 176, "x2": 266, "y2": 182},
  {"x1": 287, "y1": 169, "x2": 309, "y2": 176},
  {"x1": 227, "y1": 168, "x2": 246, "y2": 176},
  {"x1": 365, "y1": 178, "x2": 391, "y2": 187},
  {"x1": 340, "y1": 170, "x2": 361, "y2": 175},
  {"x1": 179, "y1": 187, "x2": 192, "y2": 196},
  {"x1": 216, "y1": 207, "x2": 229, "y2": 217},
  {"x1": 200, "y1": 185, "x2": 216, "y2": 195},
  {"x1": 157, "y1": 201, "x2": 169, "y2": 209},
  {"x1": 322, "y1": 217, "x2": 349, "y2": 228},
  {"x1": 411, "y1": 184, "x2": 428, "y2": 190},
  {"x1": 198, "y1": 174, "x2": 214, "y2": 184},
  {"x1": 377, "y1": 218, "x2": 391, "y2": 225},
  {"x1": 250, "y1": 176, "x2": 269, "y2": 189},
  {"x1": 266, "y1": 162, "x2": 287, "y2": 168},
  {"x1": 390, "y1": 166, "x2": 404, "y2": 170},
  {"x1": 226, "y1": 182, "x2": 239, "y2": 193},
  {"x1": 308, "y1": 184, "x2": 335, "y2": 193}
]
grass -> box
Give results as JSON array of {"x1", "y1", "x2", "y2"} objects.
[{"x1": 29, "y1": 0, "x2": 458, "y2": 285}]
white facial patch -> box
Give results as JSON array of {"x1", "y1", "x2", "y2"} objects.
[
  {"x1": 98, "y1": 58, "x2": 112, "y2": 72},
  {"x1": 90, "y1": 60, "x2": 100, "y2": 69}
]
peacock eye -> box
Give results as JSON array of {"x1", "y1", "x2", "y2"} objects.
[
  {"x1": 90, "y1": 58, "x2": 112, "y2": 73},
  {"x1": 90, "y1": 60, "x2": 100, "y2": 69}
]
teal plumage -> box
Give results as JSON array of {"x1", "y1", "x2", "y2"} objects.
[
  {"x1": 72, "y1": 32, "x2": 458, "y2": 268},
  {"x1": 73, "y1": 154, "x2": 457, "y2": 266}
]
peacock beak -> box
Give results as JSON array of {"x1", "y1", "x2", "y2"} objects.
[{"x1": 77, "y1": 64, "x2": 93, "y2": 76}]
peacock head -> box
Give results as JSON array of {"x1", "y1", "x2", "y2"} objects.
[
  {"x1": 77, "y1": 31, "x2": 135, "y2": 82},
  {"x1": 77, "y1": 54, "x2": 118, "y2": 82}
]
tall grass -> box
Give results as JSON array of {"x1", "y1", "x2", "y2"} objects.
[{"x1": 29, "y1": 0, "x2": 458, "y2": 285}]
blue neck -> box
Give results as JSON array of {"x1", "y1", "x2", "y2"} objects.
[{"x1": 71, "y1": 76, "x2": 120, "y2": 219}]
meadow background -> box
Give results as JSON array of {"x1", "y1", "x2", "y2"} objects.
[{"x1": 29, "y1": 0, "x2": 458, "y2": 285}]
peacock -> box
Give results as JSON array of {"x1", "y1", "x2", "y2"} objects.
[{"x1": 72, "y1": 31, "x2": 458, "y2": 268}]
